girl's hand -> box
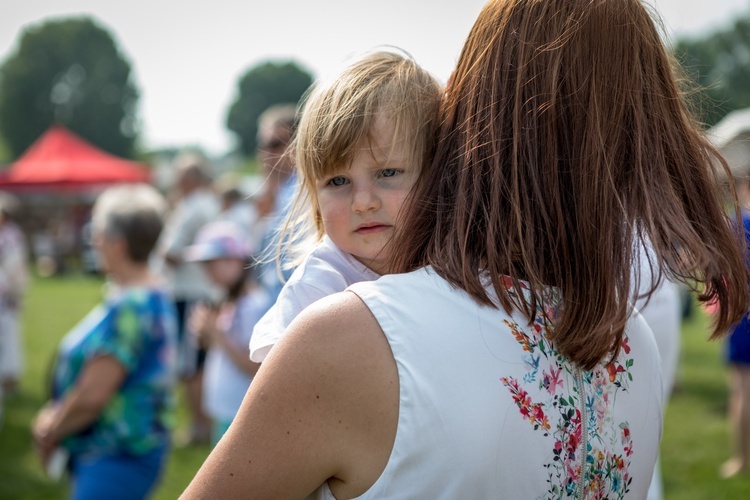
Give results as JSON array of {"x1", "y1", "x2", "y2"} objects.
[{"x1": 189, "y1": 304, "x2": 219, "y2": 347}]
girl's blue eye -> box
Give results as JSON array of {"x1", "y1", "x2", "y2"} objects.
[
  {"x1": 329, "y1": 176, "x2": 348, "y2": 186},
  {"x1": 381, "y1": 168, "x2": 398, "y2": 178}
]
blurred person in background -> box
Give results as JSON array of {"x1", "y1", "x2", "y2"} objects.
[
  {"x1": 185, "y1": 221, "x2": 272, "y2": 446},
  {"x1": 216, "y1": 183, "x2": 262, "y2": 252},
  {"x1": 32, "y1": 184, "x2": 177, "y2": 499},
  {"x1": 155, "y1": 153, "x2": 220, "y2": 446},
  {"x1": 0, "y1": 191, "x2": 29, "y2": 397},
  {"x1": 255, "y1": 104, "x2": 298, "y2": 299},
  {"x1": 635, "y1": 244, "x2": 682, "y2": 499},
  {"x1": 721, "y1": 167, "x2": 750, "y2": 479},
  {"x1": 257, "y1": 104, "x2": 297, "y2": 210}
]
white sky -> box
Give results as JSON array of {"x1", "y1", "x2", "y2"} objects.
[{"x1": 1, "y1": 0, "x2": 749, "y2": 155}]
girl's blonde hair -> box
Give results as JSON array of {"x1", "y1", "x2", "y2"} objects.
[{"x1": 278, "y1": 49, "x2": 443, "y2": 266}]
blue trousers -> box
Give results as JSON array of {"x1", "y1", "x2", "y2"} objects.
[{"x1": 70, "y1": 445, "x2": 167, "y2": 500}]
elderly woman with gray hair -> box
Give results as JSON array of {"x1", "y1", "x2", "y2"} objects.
[{"x1": 32, "y1": 184, "x2": 178, "y2": 500}]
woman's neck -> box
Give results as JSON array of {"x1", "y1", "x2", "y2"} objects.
[{"x1": 110, "y1": 261, "x2": 156, "y2": 288}]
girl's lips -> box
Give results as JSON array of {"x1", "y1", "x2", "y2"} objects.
[{"x1": 355, "y1": 224, "x2": 390, "y2": 235}]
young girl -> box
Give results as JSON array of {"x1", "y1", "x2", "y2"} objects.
[
  {"x1": 249, "y1": 50, "x2": 442, "y2": 362},
  {"x1": 185, "y1": 221, "x2": 271, "y2": 445}
]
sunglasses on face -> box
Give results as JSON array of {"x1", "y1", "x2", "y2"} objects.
[{"x1": 258, "y1": 137, "x2": 287, "y2": 151}]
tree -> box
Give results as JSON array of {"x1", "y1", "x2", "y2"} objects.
[
  {"x1": 226, "y1": 60, "x2": 313, "y2": 156},
  {"x1": 674, "y1": 11, "x2": 750, "y2": 128},
  {"x1": 0, "y1": 17, "x2": 139, "y2": 159}
]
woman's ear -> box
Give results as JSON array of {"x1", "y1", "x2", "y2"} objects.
[{"x1": 109, "y1": 234, "x2": 129, "y2": 259}]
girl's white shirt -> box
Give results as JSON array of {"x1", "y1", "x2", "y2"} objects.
[{"x1": 249, "y1": 236, "x2": 380, "y2": 363}]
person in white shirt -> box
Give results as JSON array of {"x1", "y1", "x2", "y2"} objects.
[
  {"x1": 249, "y1": 50, "x2": 443, "y2": 363},
  {"x1": 255, "y1": 105, "x2": 300, "y2": 301},
  {"x1": 634, "y1": 242, "x2": 682, "y2": 500},
  {"x1": 183, "y1": 1, "x2": 750, "y2": 498},
  {"x1": 155, "y1": 153, "x2": 219, "y2": 445},
  {"x1": 0, "y1": 193, "x2": 28, "y2": 398}
]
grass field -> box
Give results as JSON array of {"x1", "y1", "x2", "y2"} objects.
[
  {"x1": 661, "y1": 307, "x2": 750, "y2": 499},
  {"x1": 2, "y1": 276, "x2": 750, "y2": 498}
]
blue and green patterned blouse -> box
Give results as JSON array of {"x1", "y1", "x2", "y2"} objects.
[{"x1": 52, "y1": 285, "x2": 178, "y2": 458}]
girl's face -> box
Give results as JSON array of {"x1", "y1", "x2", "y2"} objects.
[
  {"x1": 315, "y1": 116, "x2": 417, "y2": 275},
  {"x1": 203, "y1": 258, "x2": 245, "y2": 288}
]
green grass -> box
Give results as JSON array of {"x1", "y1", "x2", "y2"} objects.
[
  {"x1": 3, "y1": 277, "x2": 750, "y2": 498},
  {"x1": 661, "y1": 310, "x2": 750, "y2": 498}
]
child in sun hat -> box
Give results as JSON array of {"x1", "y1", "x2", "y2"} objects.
[{"x1": 185, "y1": 220, "x2": 272, "y2": 445}]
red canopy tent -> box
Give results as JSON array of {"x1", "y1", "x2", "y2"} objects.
[
  {"x1": 0, "y1": 125, "x2": 153, "y2": 274},
  {"x1": 0, "y1": 125, "x2": 150, "y2": 192}
]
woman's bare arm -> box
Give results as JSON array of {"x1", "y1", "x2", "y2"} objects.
[{"x1": 181, "y1": 291, "x2": 399, "y2": 499}]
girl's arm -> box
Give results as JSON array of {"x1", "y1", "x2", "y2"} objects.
[
  {"x1": 192, "y1": 303, "x2": 261, "y2": 376},
  {"x1": 181, "y1": 292, "x2": 399, "y2": 499}
]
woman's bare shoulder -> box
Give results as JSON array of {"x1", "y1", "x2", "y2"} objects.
[{"x1": 183, "y1": 290, "x2": 399, "y2": 499}]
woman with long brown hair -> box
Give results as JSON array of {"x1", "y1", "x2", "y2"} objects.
[{"x1": 183, "y1": 0, "x2": 750, "y2": 498}]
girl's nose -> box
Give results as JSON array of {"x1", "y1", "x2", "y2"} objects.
[{"x1": 351, "y1": 184, "x2": 380, "y2": 213}]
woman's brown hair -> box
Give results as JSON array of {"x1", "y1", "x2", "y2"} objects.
[{"x1": 393, "y1": 0, "x2": 750, "y2": 370}]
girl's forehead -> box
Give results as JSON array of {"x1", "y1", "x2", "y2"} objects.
[
  {"x1": 334, "y1": 139, "x2": 410, "y2": 174},
  {"x1": 310, "y1": 114, "x2": 413, "y2": 179},
  {"x1": 369, "y1": 114, "x2": 398, "y2": 142},
  {"x1": 355, "y1": 120, "x2": 409, "y2": 160}
]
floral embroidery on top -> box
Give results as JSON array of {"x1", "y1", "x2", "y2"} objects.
[{"x1": 499, "y1": 279, "x2": 635, "y2": 499}]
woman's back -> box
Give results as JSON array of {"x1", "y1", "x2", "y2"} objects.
[{"x1": 344, "y1": 268, "x2": 661, "y2": 499}]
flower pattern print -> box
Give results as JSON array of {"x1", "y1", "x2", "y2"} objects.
[{"x1": 499, "y1": 280, "x2": 635, "y2": 499}]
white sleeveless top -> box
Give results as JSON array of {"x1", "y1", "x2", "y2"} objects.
[{"x1": 313, "y1": 267, "x2": 662, "y2": 499}]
